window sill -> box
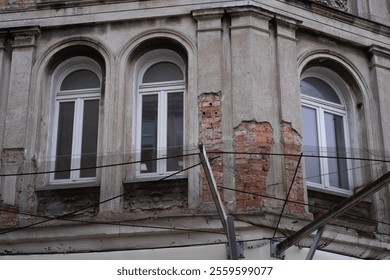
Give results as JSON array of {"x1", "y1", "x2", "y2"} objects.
[
  {"x1": 307, "y1": 189, "x2": 375, "y2": 230},
  {"x1": 307, "y1": 184, "x2": 352, "y2": 197},
  {"x1": 35, "y1": 181, "x2": 100, "y2": 192},
  {"x1": 123, "y1": 174, "x2": 187, "y2": 184},
  {"x1": 35, "y1": 182, "x2": 100, "y2": 216}
]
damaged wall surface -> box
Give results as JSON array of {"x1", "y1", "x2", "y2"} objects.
[{"x1": 0, "y1": 0, "x2": 389, "y2": 259}]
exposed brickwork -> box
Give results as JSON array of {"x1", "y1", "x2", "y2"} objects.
[
  {"x1": 281, "y1": 122, "x2": 305, "y2": 214},
  {"x1": 0, "y1": 206, "x2": 18, "y2": 227},
  {"x1": 0, "y1": 0, "x2": 36, "y2": 10},
  {"x1": 199, "y1": 92, "x2": 222, "y2": 150},
  {"x1": 234, "y1": 121, "x2": 273, "y2": 212},
  {"x1": 199, "y1": 92, "x2": 223, "y2": 205},
  {"x1": 2, "y1": 149, "x2": 25, "y2": 208},
  {"x1": 36, "y1": 186, "x2": 100, "y2": 217},
  {"x1": 123, "y1": 179, "x2": 188, "y2": 213},
  {"x1": 308, "y1": 190, "x2": 376, "y2": 233},
  {"x1": 2, "y1": 148, "x2": 25, "y2": 164}
]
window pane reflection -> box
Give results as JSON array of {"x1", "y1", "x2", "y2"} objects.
[
  {"x1": 302, "y1": 106, "x2": 322, "y2": 184},
  {"x1": 325, "y1": 112, "x2": 348, "y2": 189},
  {"x1": 167, "y1": 92, "x2": 184, "y2": 172},
  {"x1": 141, "y1": 95, "x2": 158, "y2": 173},
  {"x1": 61, "y1": 70, "x2": 100, "y2": 91},
  {"x1": 54, "y1": 102, "x2": 75, "y2": 180},
  {"x1": 80, "y1": 99, "x2": 99, "y2": 178}
]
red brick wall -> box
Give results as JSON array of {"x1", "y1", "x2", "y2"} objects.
[
  {"x1": 0, "y1": 208, "x2": 18, "y2": 227},
  {"x1": 281, "y1": 122, "x2": 305, "y2": 214},
  {"x1": 199, "y1": 92, "x2": 223, "y2": 205},
  {"x1": 198, "y1": 93, "x2": 306, "y2": 215},
  {"x1": 234, "y1": 121, "x2": 273, "y2": 212},
  {"x1": 0, "y1": 0, "x2": 36, "y2": 10}
]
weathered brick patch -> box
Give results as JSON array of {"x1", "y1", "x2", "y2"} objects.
[
  {"x1": 234, "y1": 121, "x2": 273, "y2": 212},
  {"x1": 199, "y1": 92, "x2": 223, "y2": 205},
  {"x1": 2, "y1": 148, "x2": 25, "y2": 164},
  {"x1": 281, "y1": 122, "x2": 305, "y2": 214},
  {"x1": 0, "y1": 206, "x2": 18, "y2": 227},
  {"x1": 0, "y1": 0, "x2": 36, "y2": 10}
]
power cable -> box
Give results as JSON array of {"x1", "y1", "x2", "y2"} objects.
[
  {"x1": 0, "y1": 160, "x2": 204, "y2": 236},
  {"x1": 208, "y1": 150, "x2": 390, "y2": 164},
  {"x1": 1, "y1": 149, "x2": 389, "y2": 177},
  {"x1": 219, "y1": 165, "x2": 390, "y2": 227},
  {"x1": 0, "y1": 236, "x2": 276, "y2": 256},
  {"x1": 0, "y1": 152, "x2": 200, "y2": 177},
  {"x1": 1, "y1": 147, "x2": 388, "y2": 240},
  {"x1": 219, "y1": 184, "x2": 390, "y2": 227},
  {"x1": 272, "y1": 153, "x2": 303, "y2": 238},
  {"x1": 0, "y1": 207, "x2": 226, "y2": 236}
]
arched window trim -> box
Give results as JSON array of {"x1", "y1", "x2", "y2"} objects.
[
  {"x1": 137, "y1": 50, "x2": 185, "y2": 90},
  {"x1": 53, "y1": 56, "x2": 102, "y2": 93},
  {"x1": 134, "y1": 49, "x2": 186, "y2": 178},
  {"x1": 301, "y1": 70, "x2": 353, "y2": 196},
  {"x1": 50, "y1": 56, "x2": 102, "y2": 184},
  {"x1": 301, "y1": 72, "x2": 346, "y2": 110}
]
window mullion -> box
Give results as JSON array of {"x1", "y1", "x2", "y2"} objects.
[
  {"x1": 72, "y1": 98, "x2": 84, "y2": 180},
  {"x1": 51, "y1": 101, "x2": 60, "y2": 181},
  {"x1": 318, "y1": 108, "x2": 330, "y2": 187},
  {"x1": 136, "y1": 93, "x2": 143, "y2": 174},
  {"x1": 158, "y1": 91, "x2": 168, "y2": 174}
]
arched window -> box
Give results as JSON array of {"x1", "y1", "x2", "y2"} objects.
[
  {"x1": 51, "y1": 57, "x2": 101, "y2": 183},
  {"x1": 301, "y1": 76, "x2": 350, "y2": 192},
  {"x1": 136, "y1": 50, "x2": 185, "y2": 176}
]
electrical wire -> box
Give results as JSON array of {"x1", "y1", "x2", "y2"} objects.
[
  {"x1": 0, "y1": 152, "x2": 200, "y2": 177},
  {"x1": 0, "y1": 160, "x2": 204, "y2": 236},
  {"x1": 1, "y1": 148, "x2": 389, "y2": 246},
  {"x1": 220, "y1": 162, "x2": 390, "y2": 227},
  {"x1": 0, "y1": 236, "x2": 276, "y2": 256},
  {"x1": 0, "y1": 207, "x2": 226, "y2": 236},
  {"x1": 272, "y1": 153, "x2": 303, "y2": 238},
  {"x1": 1, "y1": 149, "x2": 388, "y2": 235},
  {"x1": 208, "y1": 150, "x2": 390, "y2": 164},
  {"x1": 218, "y1": 184, "x2": 390, "y2": 227},
  {"x1": 1, "y1": 149, "x2": 390, "y2": 177}
]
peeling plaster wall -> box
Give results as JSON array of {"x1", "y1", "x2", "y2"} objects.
[{"x1": 0, "y1": 0, "x2": 389, "y2": 259}]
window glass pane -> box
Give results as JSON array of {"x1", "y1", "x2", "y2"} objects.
[
  {"x1": 80, "y1": 99, "x2": 99, "y2": 178},
  {"x1": 142, "y1": 62, "x2": 184, "y2": 83},
  {"x1": 301, "y1": 77, "x2": 341, "y2": 104},
  {"x1": 61, "y1": 70, "x2": 100, "y2": 91},
  {"x1": 334, "y1": 115, "x2": 349, "y2": 189},
  {"x1": 167, "y1": 92, "x2": 184, "y2": 172},
  {"x1": 54, "y1": 102, "x2": 75, "y2": 180},
  {"x1": 141, "y1": 94, "x2": 158, "y2": 173},
  {"x1": 325, "y1": 112, "x2": 340, "y2": 188},
  {"x1": 325, "y1": 113, "x2": 348, "y2": 189},
  {"x1": 302, "y1": 106, "x2": 322, "y2": 184}
]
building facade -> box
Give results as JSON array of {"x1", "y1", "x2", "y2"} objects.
[{"x1": 0, "y1": 0, "x2": 389, "y2": 259}]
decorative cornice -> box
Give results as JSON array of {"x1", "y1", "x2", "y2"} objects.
[
  {"x1": 368, "y1": 45, "x2": 390, "y2": 71},
  {"x1": 192, "y1": 8, "x2": 225, "y2": 33},
  {"x1": 226, "y1": 5, "x2": 274, "y2": 21},
  {"x1": 192, "y1": 8, "x2": 225, "y2": 20},
  {"x1": 310, "y1": 0, "x2": 348, "y2": 12},
  {"x1": 10, "y1": 27, "x2": 40, "y2": 48}
]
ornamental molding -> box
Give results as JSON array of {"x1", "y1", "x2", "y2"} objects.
[{"x1": 311, "y1": 0, "x2": 348, "y2": 11}]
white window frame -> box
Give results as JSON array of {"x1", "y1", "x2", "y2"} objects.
[
  {"x1": 301, "y1": 77, "x2": 353, "y2": 196},
  {"x1": 50, "y1": 57, "x2": 102, "y2": 184},
  {"x1": 134, "y1": 50, "x2": 186, "y2": 178}
]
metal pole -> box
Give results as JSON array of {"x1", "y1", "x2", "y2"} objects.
[
  {"x1": 199, "y1": 144, "x2": 238, "y2": 259},
  {"x1": 274, "y1": 170, "x2": 390, "y2": 257},
  {"x1": 305, "y1": 226, "x2": 325, "y2": 260}
]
